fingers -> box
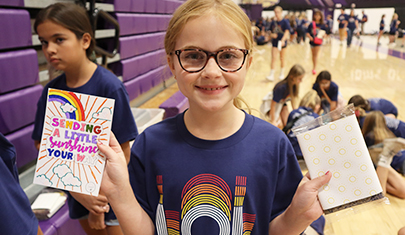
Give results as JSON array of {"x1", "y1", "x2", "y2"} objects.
[
  {"x1": 90, "y1": 204, "x2": 110, "y2": 214},
  {"x1": 307, "y1": 171, "x2": 332, "y2": 191},
  {"x1": 98, "y1": 136, "x2": 119, "y2": 162}
]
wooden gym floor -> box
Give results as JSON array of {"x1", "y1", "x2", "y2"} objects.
[{"x1": 138, "y1": 35, "x2": 405, "y2": 235}]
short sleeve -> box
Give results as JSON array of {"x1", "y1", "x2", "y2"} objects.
[
  {"x1": 307, "y1": 22, "x2": 313, "y2": 34},
  {"x1": 109, "y1": 86, "x2": 138, "y2": 144},
  {"x1": 283, "y1": 19, "x2": 291, "y2": 32},
  {"x1": 312, "y1": 83, "x2": 322, "y2": 97},
  {"x1": 329, "y1": 82, "x2": 339, "y2": 101},
  {"x1": 32, "y1": 87, "x2": 48, "y2": 141},
  {"x1": 270, "y1": 136, "x2": 302, "y2": 221},
  {"x1": 128, "y1": 134, "x2": 155, "y2": 220},
  {"x1": 272, "y1": 84, "x2": 287, "y2": 103}
]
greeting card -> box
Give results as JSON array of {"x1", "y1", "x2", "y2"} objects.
[
  {"x1": 33, "y1": 89, "x2": 115, "y2": 196},
  {"x1": 293, "y1": 105, "x2": 383, "y2": 214}
]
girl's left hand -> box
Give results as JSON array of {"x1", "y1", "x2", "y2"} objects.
[
  {"x1": 98, "y1": 132, "x2": 130, "y2": 199},
  {"x1": 288, "y1": 172, "x2": 332, "y2": 222}
]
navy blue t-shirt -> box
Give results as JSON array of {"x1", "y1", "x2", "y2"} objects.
[
  {"x1": 390, "y1": 19, "x2": 398, "y2": 34},
  {"x1": 338, "y1": 14, "x2": 348, "y2": 28},
  {"x1": 32, "y1": 65, "x2": 138, "y2": 220},
  {"x1": 391, "y1": 150, "x2": 405, "y2": 173},
  {"x1": 272, "y1": 83, "x2": 290, "y2": 103},
  {"x1": 297, "y1": 19, "x2": 307, "y2": 30},
  {"x1": 270, "y1": 19, "x2": 291, "y2": 43},
  {"x1": 129, "y1": 111, "x2": 303, "y2": 234},
  {"x1": 368, "y1": 98, "x2": 398, "y2": 117},
  {"x1": 287, "y1": 107, "x2": 319, "y2": 157},
  {"x1": 347, "y1": 16, "x2": 358, "y2": 30},
  {"x1": 361, "y1": 15, "x2": 368, "y2": 23},
  {"x1": 380, "y1": 19, "x2": 385, "y2": 31},
  {"x1": 307, "y1": 22, "x2": 327, "y2": 46},
  {"x1": 0, "y1": 133, "x2": 38, "y2": 235},
  {"x1": 385, "y1": 116, "x2": 405, "y2": 139},
  {"x1": 312, "y1": 81, "x2": 339, "y2": 101}
]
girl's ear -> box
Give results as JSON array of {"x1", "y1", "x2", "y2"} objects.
[
  {"x1": 167, "y1": 54, "x2": 176, "y2": 80},
  {"x1": 81, "y1": 33, "x2": 92, "y2": 50}
]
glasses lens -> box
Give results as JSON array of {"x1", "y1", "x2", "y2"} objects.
[
  {"x1": 217, "y1": 49, "x2": 245, "y2": 71},
  {"x1": 180, "y1": 50, "x2": 207, "y2": 72}
]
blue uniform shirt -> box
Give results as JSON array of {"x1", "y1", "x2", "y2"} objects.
[
  {"x1": 380, "y1": 19, "x2": 385, "y2": 31},
  {"x1": 0, "y1": 133, "x2": 38, "y2": 235},
  {"x1": 347, "y1": 16, "x2": 358, "y2": 30},
  {"x1": 390, "y1": 19, "x2": 398, "y2": 34},
  {"x1": 32, "y1": 64, "x2": 138, "y2": 220},
  {"x1": 312, "y1": 81, "x2": 339, "y2": 101},
  {"x1": 129, "y1": 111, "x2": 303, "y2": 234},
  {"x1": 270, "y1": 19, "x2": 291, "y2": 47},
  {"x1": 272, "y1": 83, "x2": 289, "y2": 103},
  {"x1": 338, "y1": 14, "x2": 348, "y2": 28},
  {"x1": 368, "y1": 98, "x2": 398, "y2": 117},
  {"x1": 307, "y1": 22, "x2": 327, "y2": 46}
]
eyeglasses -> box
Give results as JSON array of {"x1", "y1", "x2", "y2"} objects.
[{"x1": 173, "y1": 48, "x2": 249, "y2": 73}]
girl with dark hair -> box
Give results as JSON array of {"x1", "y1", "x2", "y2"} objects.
[
  {"x1": 312, "y1": 70, "x2": 339, "y2": 113},
  {"x1": 32, "y1": 3, "x2": 138, "y2": 234}
]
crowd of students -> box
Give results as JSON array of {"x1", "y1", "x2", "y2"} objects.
[
  {"x1": 265, "y1": 64, "x2": 405, "y2": 234},
  {"x1": 2, "y1": 1, "x2": 405, "y2": 235}
]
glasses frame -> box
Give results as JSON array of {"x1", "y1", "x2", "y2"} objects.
[{"x1": 173, "y1": 48, "x2": 249, "y2": 73}]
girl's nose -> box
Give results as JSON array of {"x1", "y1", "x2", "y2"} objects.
[
  {"x1": 46, "y1": 42, "x2": 56, "y2": 54},
  {"x1": 201, "y1": 57, "x2": 222, "y2": 78}
]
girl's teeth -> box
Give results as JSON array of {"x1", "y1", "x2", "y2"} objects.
[{"x1": 203, "y1": 87, "x2": 221, "y2": 90}]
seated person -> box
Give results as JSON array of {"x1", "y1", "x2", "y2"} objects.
[
  {"x1": 312, "y1": 71, "x2": 339, "y2": 113},
  {"x1": 349, "y1": 94, "x2": 398, "y2": 118},
  {"x1": 253, "y1": 26, "x2": 271, "y2": 46}
]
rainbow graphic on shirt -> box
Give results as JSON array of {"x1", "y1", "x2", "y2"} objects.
[
  {"x1": 155, "y1": 174, "x2": 256, "y2": 235},
  {"x1": 48, "y1": 89, "x2": 85, "y2": 121}
]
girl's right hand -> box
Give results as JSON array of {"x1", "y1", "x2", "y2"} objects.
[
  {"x1": 98, "y1": 132, "x2": 130, "y2": 199},
  {"x1": 69, "y1": 192, "x2": 109, "y2": 214}
]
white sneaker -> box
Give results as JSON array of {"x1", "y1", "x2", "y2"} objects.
[
  {"x1": 279, "y1": 73, "x2": 284, "y2": 80},
  {"x1": 266, "y1": 73, "x2": 274, "y2": 82}
]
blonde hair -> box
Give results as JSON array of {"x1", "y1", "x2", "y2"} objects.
[
  {"x1": 164, "y1": 0, "x2": 253, "y2": 54},
  {"x1": 299, "y1": 90, "x2": 320, "y2": 111},
  {"x1": 275, "y1": 64, "x2": 305, "y2": 108},
  {"x1": 274, "y1": 6, "x2": 283, "y2": 12},
  {"x1": 362, "y1": 111, "x2": 395, "y2": 144},
  {"x1": 164, "y1": 0, "x2": 253, "y2": 113}
]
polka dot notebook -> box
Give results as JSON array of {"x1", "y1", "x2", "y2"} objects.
[{"x1": 295, "y1": 111, "x2": 383, "y2": 214}]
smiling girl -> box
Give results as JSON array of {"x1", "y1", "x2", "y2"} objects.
[{"x1": 97, "y1": 0, "x2": 331, "y2": 234}]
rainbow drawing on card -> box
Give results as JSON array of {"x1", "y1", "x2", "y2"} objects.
[
  {"x1": 33, "y1": 88, "x2": 115, "y2": 196},
  {"x1": 48, "y1": 89, "x2": 85, "y2": 121}
]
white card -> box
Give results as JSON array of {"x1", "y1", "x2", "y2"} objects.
[
  {"x1": 33, "y1": 88, "x2": 115, "y2": 196},
  {"x1": 297, "y1": 115, "x2": 383, "y2": 211}
]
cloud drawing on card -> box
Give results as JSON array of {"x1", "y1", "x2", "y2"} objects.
[
  {"x1": 53, "y1": 164, "x2": 72, "y2": 178},
  {"x1": 61, "y1": 172, "x2": 82, "y2": 187},
  {"x1": 36, "y1": 174, "x2": 53, "y2": 186},
  {"x1": 60, "y1": 103, "x2": 77, "y2": 113},
  {"x1": 92, "y1": 107, "x2": 112, "y2": 121}
]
